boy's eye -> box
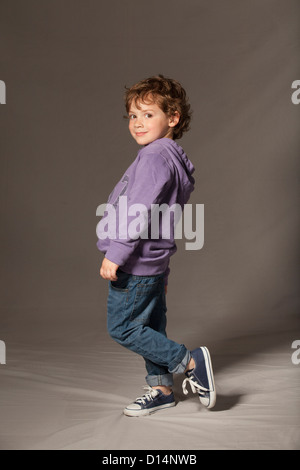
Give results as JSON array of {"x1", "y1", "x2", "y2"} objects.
[
  {"x1": 129, "y1": 114, "x2": 136, "y2": 120},
  {"x1": 145, "y1": 113, "x2": 152, "y2": 118}
]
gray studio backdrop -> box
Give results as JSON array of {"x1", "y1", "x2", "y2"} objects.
[{"x1": 0, "y1": 1, "x2": 299, "y2": 371}]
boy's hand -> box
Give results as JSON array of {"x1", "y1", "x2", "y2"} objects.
[{"x1": 100, "y1": 258, "x2": 119, "y2": 281}]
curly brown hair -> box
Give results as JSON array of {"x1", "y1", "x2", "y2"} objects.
[{"x1": 124, "y1": 74, "x2": 192, "y2": 140}]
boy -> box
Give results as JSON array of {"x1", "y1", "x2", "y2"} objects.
[{"x1": 97, "y1": 75, "x2": 216, "y2": 416}]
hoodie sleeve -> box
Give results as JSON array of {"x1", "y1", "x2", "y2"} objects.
[{"x1": 104, "y1": 151, "x2": 174, "y2": 267}]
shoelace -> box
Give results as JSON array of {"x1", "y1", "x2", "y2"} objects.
[
  {"x1": 182, "y1": 375, "x2": 210, "y2": 397},
  {"x1": 134, "y1": 386, "x2": 159, "y2": 405}
]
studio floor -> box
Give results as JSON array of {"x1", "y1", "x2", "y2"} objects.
[{"x1": 0, "y1": 315, "x2": 299, "y2": 450}]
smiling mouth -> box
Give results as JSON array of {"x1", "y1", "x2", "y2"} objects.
[{"x1": 136, "y1": 132, "x2": 148, "y2": 136}]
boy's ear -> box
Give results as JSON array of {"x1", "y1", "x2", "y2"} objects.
[{"x1": 169, "y1": 111, "x2": 180, "y2": 128}]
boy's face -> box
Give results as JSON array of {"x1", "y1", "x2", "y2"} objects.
[{"x1": 128, "y1": 98, "x2": 179, "y2": 146}]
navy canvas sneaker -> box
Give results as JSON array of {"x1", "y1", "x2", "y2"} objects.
[
  {"x1": 123, "y1": 386, "x2": 176, "y2": 417},
  {"x1": 182, "y1": 346, "x2": 216, "y2": 409}
]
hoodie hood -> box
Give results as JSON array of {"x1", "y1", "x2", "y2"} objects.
[{"x1": 145, "y1": 138, "x2": 195, "y2": 204}]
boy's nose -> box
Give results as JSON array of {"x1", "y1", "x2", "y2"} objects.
[{"x1": 134, "y1": 118, "x2": 143, "y2": 128}]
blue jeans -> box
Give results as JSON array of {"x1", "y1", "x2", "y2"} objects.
[{"x1": 107, "y1": 269, "x2": 191, "y2": 387}]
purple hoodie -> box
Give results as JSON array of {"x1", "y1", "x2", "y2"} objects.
[{"x1": 96, "y1": 138, "x2": 195, "y2": 282}]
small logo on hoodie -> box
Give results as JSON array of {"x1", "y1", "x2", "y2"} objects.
[{"x1": 96, "y1": 196, "x2": 204, "y2": 250}]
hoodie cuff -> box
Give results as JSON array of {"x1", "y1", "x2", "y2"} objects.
[{"x1": 104, "y1": 242, "x2": 133, "y2": 267}]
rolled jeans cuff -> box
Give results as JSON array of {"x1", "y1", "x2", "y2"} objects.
[
  {"x1": 146, "y1": 373, "x2": 174, "y2": 387},
  {"x1": 169, "y1": 348, "x2": 191, "y2": 375}
]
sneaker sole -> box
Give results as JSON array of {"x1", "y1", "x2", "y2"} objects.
[
  {"x1": 201, "y1": 346, "x2": 216, "y2": 409},
  {"x1": 123, "y1": 401, "x2": 176, "y2": 417}
]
